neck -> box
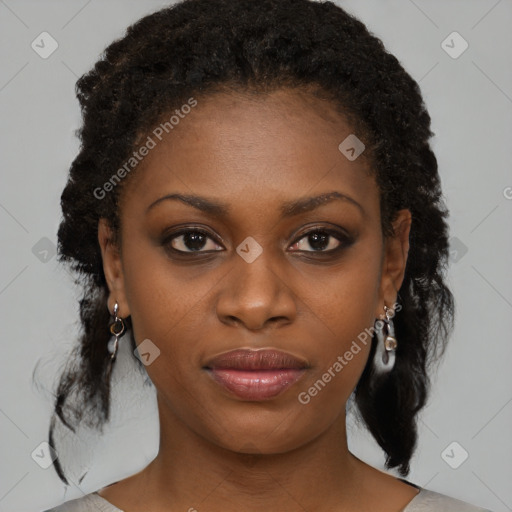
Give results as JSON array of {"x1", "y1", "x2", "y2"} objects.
[{"x1": 139, "y1": 393, "x2": 367, "y2": 512}]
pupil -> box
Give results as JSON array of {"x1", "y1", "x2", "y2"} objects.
[
  {"x1": 184, "y1": 232, "x2": 206, "y2": 251},
  {"x1": 309, "y1": 232, "x2": 328, "y2": 251}
]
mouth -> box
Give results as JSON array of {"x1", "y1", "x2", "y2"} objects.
[{"x1": 203, "y1": 348, "x2": 309, "y2": 401}]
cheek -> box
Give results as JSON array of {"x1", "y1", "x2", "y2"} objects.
[
  {"x1": 120, "y1": 225, "x2": 208, "y2": 332},
  {"x1": 291, "y1": 251, "x2": 381, "y2": 403},
  {"x1": 122, "y1": 261, "x2": 203, "y2": 409},
  {"x1": 295, "y1": 245, "x2": 382, "y2": 345},
  {"x1": 120, "y1": 239, "x2": 226, "y2": 389}
]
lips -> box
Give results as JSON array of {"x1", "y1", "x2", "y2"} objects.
[
  {"x1": 204, "y1": 348, "x2": 309, "y2": 371},
  {"x1": 203, "y1": 349, "x2": 309, "y2": 401}
]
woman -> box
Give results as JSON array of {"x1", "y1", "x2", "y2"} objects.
[{"x1": 44, "y1": 0, "x2": 493, "y2": 510}]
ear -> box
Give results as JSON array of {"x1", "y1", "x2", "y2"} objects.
[
  {"x1": 98, "y1": 218, "x2": 130, "y2": 318},
  {"x1": 375, "y1": 209, "x2": 412, "y2": 317}
]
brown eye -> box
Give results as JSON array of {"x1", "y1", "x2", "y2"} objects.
[
  {"x1": 164, "y1": 229, "x2": 223, "y2": 254},
  {"x1": 289, "y1": 229, "x2": 353, "y2": 253}
]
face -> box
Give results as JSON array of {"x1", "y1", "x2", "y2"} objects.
[{"x1": 99, "y1": 89, "x2": 411, "y2": 454}]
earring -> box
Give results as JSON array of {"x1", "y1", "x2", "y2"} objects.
[
  {"x1": 372, "y1": 305, "x2": 398, "y2": 376},
  {"x1": 107, "y1": 302, "x2": 126, "y2": 362}
]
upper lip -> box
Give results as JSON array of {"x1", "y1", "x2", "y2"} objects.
[{"x1": 204, "y1": 349, "x2": 309, "y2": 370}]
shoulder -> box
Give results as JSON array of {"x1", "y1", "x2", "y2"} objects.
[
  {"x1": 404, "y1": 487, "x2": 494, "y2": 512},
  {"x1": 43, "y1": 492, "x2": 123, "y2": 512}
]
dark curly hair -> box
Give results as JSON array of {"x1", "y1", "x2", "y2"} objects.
[{"x1": 48, "y1": 0, "x2": 454, "y2": 484}]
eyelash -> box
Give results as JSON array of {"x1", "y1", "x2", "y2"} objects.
[{"x1": 161, "y1": 226, "x2": 354, "y2": 258}]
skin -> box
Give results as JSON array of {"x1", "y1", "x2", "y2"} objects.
[{"x1": 97, "y1": 89, "x2": 416, "y2": 512}]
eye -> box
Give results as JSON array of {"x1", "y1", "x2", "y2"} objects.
[
  {"x1": 163, "y1": 228, "x2": 223, "y2": 254},
  {"x1": 289, "y1": 228, "x2": 352, "y2": 253}
]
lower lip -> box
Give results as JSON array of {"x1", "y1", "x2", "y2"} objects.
[{"x1": 205, "y1": 368, "x2": 307, "y2": 401}]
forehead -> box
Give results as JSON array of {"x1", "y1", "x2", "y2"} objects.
[{"x1": 120, "y1": 89, "x2": 378, "y2": 216}]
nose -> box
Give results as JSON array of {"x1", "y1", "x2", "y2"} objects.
[{"x1": 215, "y1": 252, "x2": 297, "y2": 331}]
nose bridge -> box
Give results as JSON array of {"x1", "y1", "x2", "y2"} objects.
[{"x1": 216, "y1": 245, "x2": 296, "y2": 330}]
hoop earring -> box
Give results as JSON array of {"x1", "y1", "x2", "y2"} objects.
[
  {"x1": 107, "y1": 302, "x2": 126, "y2": 362},
  {"x1": 372, "y1": 305, "x2": 398, "y2": 376}
]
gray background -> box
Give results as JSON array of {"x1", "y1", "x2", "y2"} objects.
[{"x1": 0, "y1": 1, "x2": 511, "y2": 511}]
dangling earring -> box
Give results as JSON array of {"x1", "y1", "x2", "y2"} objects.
[
  {"x1": 372, "y1": 305, "x2": 398, "y2": 376},
  {"x1": 107, "y1": 302, "x2": 126, "y2": 362}
]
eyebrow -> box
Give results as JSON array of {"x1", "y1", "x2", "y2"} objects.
[{"x1": 146, "y1": 191, "x2": 365, "y2": 218}]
